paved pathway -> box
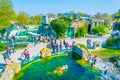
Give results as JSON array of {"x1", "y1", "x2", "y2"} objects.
[{"x1": 0, "y1": 43, "x2": 47, "y2": 64}]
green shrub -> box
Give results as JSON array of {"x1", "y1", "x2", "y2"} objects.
[
  {"x1": 106, "y1": 37, "x2": 116, "y2": 47},
  {"x1": 92, "y1": 27, "x2": 99, "y2": 34},
  {"x1": 106, "y1": 37, "x2": 120, "y2": 49},
  {"x1": 109, "y1": 56, "x2": 120, "y2": 63},
  {"x1": 0, "y1": 43, "x2": 6, "y2": 52},
  {"x1": 75, "y1": 26, "x2": 88, "y2": 38},
  {"x1": 92, "y1": 24, "x2": 110, "y2": 35}
]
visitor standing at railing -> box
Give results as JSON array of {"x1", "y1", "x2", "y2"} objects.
[
  {"x1": 56, "y1": 43, "x2": 59, "y2": 53},
  {"x1": 25, "y1": 51, "x2": 30, "y2": 62},
  {"x1": 11, "y1": 39, "x2": 16, "y2": 53},
  {"x1": 69, "y1": 44, "x2": 72, "y2": 51},
  {"x1": 23, "y1": 49, "x2": 27, "y2": 59},
  {"x1": 59, "y1": 42, "x2": 63, "y2": 52},
  {"x1": 6, "y1": 45, "x2": 11, "y2": 55},
  {"x1": 54, "y1": 38, "x2": 57, "y2": 44},
  {"x1": 63, "y1": 39, "x2": 66, "y2": 45}
]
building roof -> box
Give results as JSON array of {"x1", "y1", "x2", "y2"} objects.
[{"x1": 92, "y1": 20, "x2": 104, "y2": 23}]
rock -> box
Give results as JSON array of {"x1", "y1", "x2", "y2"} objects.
[
  {"x1": 40, "y1": 48, "x2": 51, "y2": 57},
  {"x1": 0, "y1": 63, "x2": 21, "y2": 80},
  {"x1": 106, "y1": 32, "x2": 120, "y2": 49},
  {"x1": 116, "y1": 61, "x2": 120, "y2": 67},
  {"x1": 72, "y1": 45, "x2": 83, "y2": 58}
]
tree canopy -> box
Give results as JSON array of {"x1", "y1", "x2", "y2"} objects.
[
  {"x1": 17, "y1": 12, "x2": 30, "y2": 26},
  {"x1": 112, "y1": 10, "x2": 120, "y2": 22},
  {"x1": 50, "y1": 19, "x2": 69, "y2": 37},
  {"x1": 78, "y1": 12, "x2": 87, "y2": 17},
  {"x1": 102, "y1": 13, "x2": 111, "y2": 24},
  {"x1": 60, "y1": 16, "x2": 72, "y2": 27},
  {"x1": 75, "y1": 24, "x2": 88, "y2": 38},
  {"x1": 30, "y1": 14, "x2": 42, "y2": 25},
  {"x1": 0, "y1": 0, "x2": 15, "y2": 30}
]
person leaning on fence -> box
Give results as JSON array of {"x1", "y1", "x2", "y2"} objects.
[
  {"x1": 6, "y1": 45, "x2": 11, "y2": 55},
  {"x1": 87, "y1": 54, "x2": 91, "y2": 62},
  {"x1": 103, "y1": 66, "x2": 108, "y2": 75},
  {"x1": 3, "y1": 52, "x2": 11, "y2": 64},
  {"x1": 59, "y1": 42, "x2": 63, "y2": 52},
  {"x1": 69, "y1": 44, "x2": 72, "y2": 51},
  {"x1": 92, "y1": 55, "x2": 97, "y2": 65},
  {"x1": 26, "y1": 51, "x2": 30, "y2": 62},
  {"x1": 56, "y1": 43, "x2": 59, "y2": 53}
]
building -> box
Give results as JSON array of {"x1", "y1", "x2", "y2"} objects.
[{"x1": 92, "y1": 20, "x2": 105, "y2": 27}]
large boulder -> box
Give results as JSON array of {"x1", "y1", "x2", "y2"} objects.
[
  {"x1": 116, "y1": 61, "x2": 120, "y2": 67},
  {"x1": 72, "y1": 45, "x2": 83, "y2": 58},
  {"x1": 40, "y1": 48, "x2": 51, "y2": 57},
  {"x1": 106, "y1": 31, "x2": 120, "y2": 49},
  {"x1": 0, "y1": 63, "x2": 21, "y2": 80}
]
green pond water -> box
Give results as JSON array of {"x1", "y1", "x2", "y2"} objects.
[{"x1": 13, "y1": 54, "x2": 100, "y2": 80}]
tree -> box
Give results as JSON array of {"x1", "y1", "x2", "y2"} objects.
[
  {"x1": 17, "y1": 12, "x2": 30, "y2": 26},
  {"x1": 78, "y1": 12, "x2": 87, "y2": 17},
  {"x1": 30, "y1": 14, "x2": 42, "y2": 25},
  {"x1": 94, "y1": 12, "x2": 102, "y2": 19},
  {"x1": 75, "y1": 25, "x2": 88, "y2": 38},
  {"x1": 0, "y1": 0, "x2": 15, "y2": 31},
  {"x1": 60, "y1": 16, "x2": 72, "y2": 27},
  {"x1": 112, "y1": 10, "x2": 120, "y2": 22},
  {"x1": 102, "y1": 13, "x2": 111, "y2": 24},
  {"x1": 58, "y1": 13, "x2": 64, "y2": 18},
  {"x1": 50, "y1": 19, "x2": 69, "y2": 37},
  {"x1": 73, "y1": 14, "x2": 78, "y2": 20},
  {"x1": 69, "y1": 10, "x2": 75, "y2": 14},
  {"x1": 92, "y1": 24, "x2": 110, "y2": 35}
]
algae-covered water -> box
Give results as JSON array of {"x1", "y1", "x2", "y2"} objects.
[{"x1": 13, "y1": 54, "x2": 100, "y2": 80}]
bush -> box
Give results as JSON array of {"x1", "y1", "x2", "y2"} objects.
[
  {"x1": 106, "y1": 37, "x2": 120, "y2": 49},
  {"x1": 0, "y1": 43, "x2": 6, "y2": 51},
  {"x1": 75, "y1": 26, "x2": 88, "y2": 38},
  {"x1": 109, "y1": 56, "x2": 120, "y2": 63},
  {"x1": 92, "y1": 24, "x2": 110, "y2": 35},
  {"x1": 92, "y1": 27, "x2": 99, "y2": 34},
  {"x1": 106, "y1": 37, "x2": 116, "y2": 47}
]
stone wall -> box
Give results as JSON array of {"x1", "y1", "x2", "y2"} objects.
[
  {"x1": 72, "y1": 45, "x2": 83, "y2": 58},
  {"x1": 0, "y1": 63, "x2": 21, "y2": 80}
]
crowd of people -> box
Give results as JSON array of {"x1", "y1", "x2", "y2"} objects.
[
  {"x1": 86, "y1": 54, "x2": 97, "y2": 68},
  {"x1": 20, "y1": 49, "x2": 30, "y2": 64},
  {"x1": 46, "y1": 39, "x2": 76, "y2": 53},
  {"x1": 86, "y1": 38, "x2": 101, "y2": 49},
  {"x1": 3, "y1": 37, "x2": 99, "y2": 66}
]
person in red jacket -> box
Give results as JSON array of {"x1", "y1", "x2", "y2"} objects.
[
  {"x1": 54, "y1": 38, "x2": 57, "y2": 44},
  {"x1": 26, "y1": 51, "x2": 30, "y2": 61}
]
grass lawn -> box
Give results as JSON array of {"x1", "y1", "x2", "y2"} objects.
[{"x1": 91, "y1": 49, "x2": 120, "y2": 60}]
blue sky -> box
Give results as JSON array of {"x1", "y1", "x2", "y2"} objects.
[{"x1": 12, "y1": 0, "x2": 120, "y2": 16}]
